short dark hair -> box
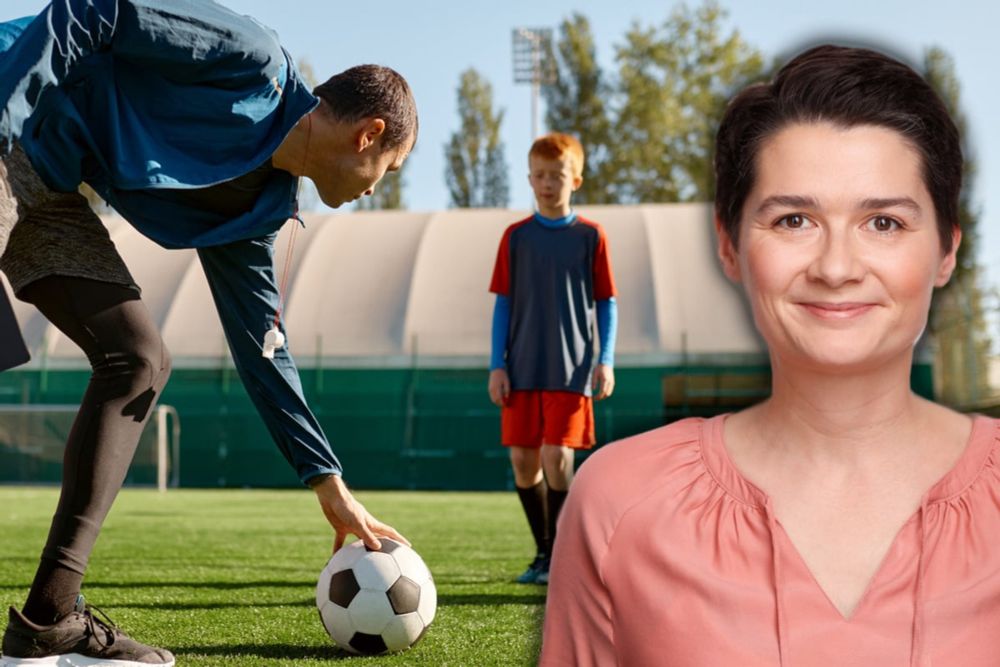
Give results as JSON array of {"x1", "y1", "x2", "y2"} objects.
[
  {"x1": 313, "y1": 64, "x2": 418, "y2": 151},
  {"x1": 714, "y1": 44, "x2": 962, "y2": 252}
]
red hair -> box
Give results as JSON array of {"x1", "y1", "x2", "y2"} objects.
[{"x1": 529, "y1": 133, "x2": 585, "y2": 180}]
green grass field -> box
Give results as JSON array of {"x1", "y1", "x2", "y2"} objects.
[{"x1": 0, "y1": 488, "x2": 545, "y2": 666}]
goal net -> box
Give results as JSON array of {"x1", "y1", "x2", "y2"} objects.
[{"x1": 0, "y1": 404, "x2": 180, "y2": 491}]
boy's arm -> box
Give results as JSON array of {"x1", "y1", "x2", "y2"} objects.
[
  {"x1": 488, "y1": 230, "x2": 513, "y2": 406},
  {"x1": 596, "y1": 297, "x2": 618, "y2": 367},
  {"x1": 490, "y1": 294, "x2": 510, "y2": 370},
  {"x1": 487, "y1": 295, "x2": 511, "y2": 407},
  {"x1": 593, "y1": 297, "x2": 617, "y2": 400},
  {"x1": 593, "y1": 224, "x2": 618, "y2": 399}
]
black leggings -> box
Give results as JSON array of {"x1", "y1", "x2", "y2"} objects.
[{"x1": 17, "y1": 276, "x2": 171, "y2": 624}]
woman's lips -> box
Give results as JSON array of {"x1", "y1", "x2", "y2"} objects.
[{"x1": 797, "y1": 302, "x2": 878, "y2": 320}]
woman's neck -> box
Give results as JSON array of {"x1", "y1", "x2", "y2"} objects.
[{"x1": 748, "y1": 351, "x2": 925, "y2": 465}]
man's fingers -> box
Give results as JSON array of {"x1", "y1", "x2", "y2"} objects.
[
  {"x1": 333, "y1": 529, "x2": 346, "y2": 553},
  {"x1": 376, "y1": 522, "x2": 411, "y2": 547},
  {"x1": 360, "y1": 524, "x2": 382, "y2": 550}
]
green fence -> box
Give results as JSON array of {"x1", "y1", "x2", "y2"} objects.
[{"x1": 0, "y1": 363, "x2": 934, "y2": 490}]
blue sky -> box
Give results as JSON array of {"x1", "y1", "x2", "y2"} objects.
[{"x1": 5, "y1": 0, "x2": 998, "y2": 284}]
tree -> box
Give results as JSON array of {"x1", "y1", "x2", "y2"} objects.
[
  {"x1": 355, "y1": 165, "x2": 406, "y2": 210},
  {"x1": 542, "y1": 14, "x2": 616, "y2": 204},
  {"x1": 611, "y1": 2, "x2": 764, "y2": 203},
  {"x1": 923, "y1": 46, "x2": 992, "y2": 406},
  {"x1": 444, "y1": 69, "x2": 509, "y2": 208}
]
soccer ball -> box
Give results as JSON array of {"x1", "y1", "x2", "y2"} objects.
[{"x1": 316, "y1": 538, "x2": 436, "y2": 655}]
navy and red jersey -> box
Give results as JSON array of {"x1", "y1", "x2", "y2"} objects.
[{"x1": 489, "y1": 215, "x2": 616, "y2": 396}]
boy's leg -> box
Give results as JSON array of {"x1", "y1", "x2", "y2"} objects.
[
  {"x1": 510, "y1": 446, "x2": 547, "y2": 557},
  {"x1": 540, "y1": 444, "x2": 575, "y2": 555},
  {"x1": 536, "y1": 392, "x2": 594, "y2": 583},
  {"x1": 502, "y1": 391, "x2": 548, "y2": 582},
  {"x1": 16, "y1": 276, "x2": 171, "y2": 625}
]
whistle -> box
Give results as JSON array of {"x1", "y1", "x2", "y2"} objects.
[{"x1": 262, "y1": 326, "x2": 285, "y2": 359}]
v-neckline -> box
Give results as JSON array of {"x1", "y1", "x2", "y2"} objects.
[
  {"x1": 770, "y1": 510, "x2": 920, "y2": 621},
  {"x1": 701, "y1": 413, "x2": 991, "y2": 622}
]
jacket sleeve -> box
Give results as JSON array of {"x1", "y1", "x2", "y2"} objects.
[
  {"x1": 197, "y1": 234, "x2": 342, "y2": 485},
  {"x1": 0, "y1": 0, "x2": 284, "y2": 146}
]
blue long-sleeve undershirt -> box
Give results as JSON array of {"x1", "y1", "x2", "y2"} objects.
[{"x1": 490, "y1": 295, "x2": 618, "y2": 370}]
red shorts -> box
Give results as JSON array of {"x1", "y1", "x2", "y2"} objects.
[{"x1": 501, "y1": 390, "x2": 595, "y2": 449}]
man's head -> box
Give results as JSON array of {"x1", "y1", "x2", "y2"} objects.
[
  {"x1": 528, "y1": 133, "x2": 584, "y2": 217},
  {"x1": 313, "y1": 65, "x2": 418, "y2": 153},
  {"x1": 305, "y1": 65, "x2": 418, "y2": 208}
]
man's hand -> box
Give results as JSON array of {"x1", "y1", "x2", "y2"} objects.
[
  {"x1": 488, "y1": 368, "x2": 510, "y2": 407},
  {"x1": 312, "y1": 475, "x2": 409, "y2": 552},
  {"x1": 593, "y1": 364, "x2": 615, "y2": 401}
]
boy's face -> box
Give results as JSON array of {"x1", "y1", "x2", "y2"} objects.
[{"x1": 528, "y1": 154, "x2": 582, "y2": 215}]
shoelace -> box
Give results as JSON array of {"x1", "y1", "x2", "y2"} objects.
[{"x1": 81, "y1": 604, "x2": 119, "y2": 649}]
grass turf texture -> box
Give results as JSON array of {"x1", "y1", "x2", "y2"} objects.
[{"x1": 0, "y1": 488, "x2": 545, "y2": 666}]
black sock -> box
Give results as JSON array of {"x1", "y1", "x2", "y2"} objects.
[
  {"x1": 546, "y1": 488, "x2": 568, "y2": 558},
  {"x1": 23, "y1": 562, "x2": 81, "y2": 625},
  {"x1": 515, "y1": 479, "x2": 548, "y2": 556}
]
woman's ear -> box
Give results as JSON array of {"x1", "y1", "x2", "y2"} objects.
[
  {"x1": 715, "y1": 215, "x2": 742, "y2": 283},
  {"x1": 934, "y1": 226, "x2": 962, "y2": 288}
]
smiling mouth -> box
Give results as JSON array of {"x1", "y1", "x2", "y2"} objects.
[{"x1": 798, "y1": 302, "x2": 878, "y2": 320}]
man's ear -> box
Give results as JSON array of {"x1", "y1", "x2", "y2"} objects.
[
  {"x1": 934, "y1": 226, "x2": 962, "y2": 288},
  {"x1": 355, "y1": 118, "x2": 386, "y2": 152},
  {"x1": 572, "y1": 175, "x2": 583, "y2": 191},
  {"x1": 715, "y1": 215, "x2": 742, "y2": 283}
]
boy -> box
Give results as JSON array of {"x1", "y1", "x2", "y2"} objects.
[{"x1": 487, "y1": 133, "x2": 618, "y2": 585}]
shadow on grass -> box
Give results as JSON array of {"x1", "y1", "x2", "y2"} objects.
[
  {"x1": 102, "y1": 592, "x2": 543, "y2": 611},
  {"x1": 439, "y1": 593, "x2": 546, "y2": 606},
  {"x1": 177, "y1": 643, "x2": 352, "y2": 662},
  {"x1": 107, "y1": 600, "x2": 314, "y2": 610},
  {"x1": 0, "y1": 580, "x2": 312, "y2": 591}
]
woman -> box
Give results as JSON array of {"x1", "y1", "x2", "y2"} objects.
[{"x1": 540, "y1": 44, "x2": 993, "y2": 666}]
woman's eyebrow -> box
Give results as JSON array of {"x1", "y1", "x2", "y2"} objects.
[
  {"x1": 858, "y1": 197, "x2": 923, "y2": 216},
  {"x1": 754, "y1": 194, "x2": 820, "y2": 216}
]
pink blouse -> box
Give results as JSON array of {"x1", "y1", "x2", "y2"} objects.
[{"x1": 540, "y1": 415, "x2": 1000, "y2": 667}]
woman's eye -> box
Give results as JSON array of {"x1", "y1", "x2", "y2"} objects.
[
  {"x1": 776, "y1": 214, "x2": 810, "y2": 230},
  {"x1": 867, "y1": 216, "x2": 901, "y2": 233}
]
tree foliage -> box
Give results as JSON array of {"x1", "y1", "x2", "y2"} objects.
[
  {"x1": 923, "y1": 46, "x2": 991, "y2": 406},
  {"x1": 610, "y1": 2, "x2": 764, "y2": 203},
  {"x1": 444, "y1": 68, "x2": 509, "y2": 208},
  {"x1": 542, "y1": 14, "x2": 616, "y2": 204}
]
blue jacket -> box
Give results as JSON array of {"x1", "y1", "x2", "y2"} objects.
[{"x1": 0, "y1": 0, "x2": 341, "y2": 483}]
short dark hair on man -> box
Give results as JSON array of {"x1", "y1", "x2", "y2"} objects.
[
  {"x1": 313, "y1": 64, "x2": 418, "y2": 151},
  {"x1": 714, "y1": 44, "x2": 962, "y2": 252}
]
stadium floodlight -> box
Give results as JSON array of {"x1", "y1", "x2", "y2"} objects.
[{"x1": 512, "y1": 27, "x2": 556, "y2": 140}]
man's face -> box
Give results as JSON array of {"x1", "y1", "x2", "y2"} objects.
[{"x1": 315, "y1": 130, "x2": 413, "y2": 209}]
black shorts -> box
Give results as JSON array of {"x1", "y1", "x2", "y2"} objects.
[{"x1": 0, "y1": 143, "x2": 137, "y2": 297}]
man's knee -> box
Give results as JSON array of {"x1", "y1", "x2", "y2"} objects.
[{"x1": 94, "y1": 333, "x2": 170, "y2": 391}]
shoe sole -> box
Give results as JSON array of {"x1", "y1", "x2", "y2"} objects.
[{"x1": 0, "y1": 655, "x2": 174, "y2": 667}]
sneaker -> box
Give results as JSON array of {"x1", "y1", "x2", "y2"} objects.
[
  {"x1": 1, "y1": 599, "x2": 174, "y2": 666},
  {"x1": 515, "y1": 553, "x2": 547, "y2": 584},
  {"x1": 535, "y1": 556, "x2": 551, "y2": 585}
]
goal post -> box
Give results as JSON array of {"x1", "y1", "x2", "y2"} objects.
[{"x1": 0, "y1": 403, "x2": 181, "y2": 490}]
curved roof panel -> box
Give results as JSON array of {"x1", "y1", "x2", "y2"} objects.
[{"x1": 6, "y1": 204, "x2": 764, "y2": 369}]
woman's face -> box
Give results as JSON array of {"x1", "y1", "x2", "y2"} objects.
[{"x1": 717, "y1": 121, "x2": 959, "y2": 373}]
